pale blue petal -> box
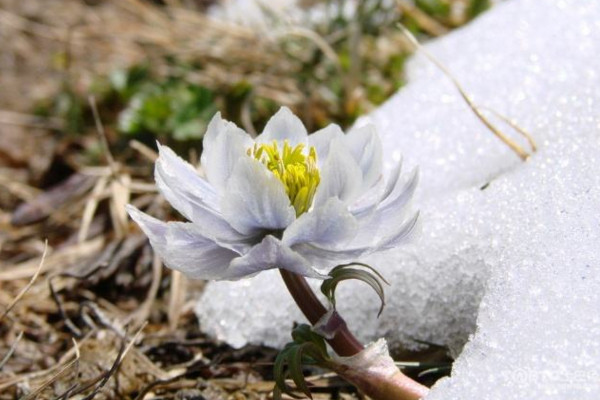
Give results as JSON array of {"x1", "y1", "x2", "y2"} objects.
[
  {"x1": 349, "y1": 159, "x2": 402, "y2": 218},
  {"x1": 345, "y1": 124, "x2": 383, "y2": 191},
  {"x1": 127, "y1": 205, "x2": 240, "y2": 280},
  {"x1": 201, "y1": 112, "x2": 224, "y2": 151},
  {"x1": 221, "y1": 158, "x2": 296, "y2": 235},
  {"x1": 156, "y1": 144, "x2": 219, "y2": 209},
  {"x1": 379, "y1": 167, "x2": 419, "y2": 214},
  {"x1": 256, "y1": 107, "x2": 308, "y2": 146},
  {"x1": 348, "y1": 176, "x2": 384, "y2": 219},
  {"x1": 282, "y1": 197, "x2": 357, "y2": 248},
  {"x1": 200, "y1": 113, "x2": 253, "y2": 193},
  {"x1": 313, "y1": 140, "x2": 363, "y2": 206},
  {"x1": 376, "y1": 212, "x2": 420, "y2": 250},
  {"x1": 292, "y1": 163, "x2": 419, "y2": 262},
  {"x1": 293, "y1": 212, "x2": 419, "y2": 268},
  {"x1": 346, "y1": 168, "x2": 418, "y2": 248},
  {"x1": 226, "y1": 235, "x2": 326, "y2": 280},
  {"x1": 292, "y1": 243, "x2": 367, "y2": 269},
  {"x1": 155, "y1": 145, "x2": 249, "y2": 244},
  {"x1": 308, "y1": 124, "x2": 344, "y2": 166}
]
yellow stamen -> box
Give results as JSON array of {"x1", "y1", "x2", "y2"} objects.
[{"x1": 248, "y1": 140, "x2": 320, "y2": 216}]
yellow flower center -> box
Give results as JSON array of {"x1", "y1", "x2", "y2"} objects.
[{"x1": 248, "y1": 140, "x2": 320, "y2": 217}]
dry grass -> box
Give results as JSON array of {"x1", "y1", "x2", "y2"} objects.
[{"x1": 0, "y1": 0, "x2": 331, "y2": 110}]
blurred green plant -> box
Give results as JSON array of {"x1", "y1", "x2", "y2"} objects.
[
  {"x1": 416, "y1": 0, "x2": 451, "y2": 18},
  {"x1": 36, "y1": 65, "x2": 219, "y2": 147},
  {"x1": 116, "y1": 77, "x2": 216, "y2": 141},
  {"x1": 411, "y1": 0, "x2": 491, "y2": 27},
  {"x1": 466, "y1": 0, "x2": 491, "y2": 19}
]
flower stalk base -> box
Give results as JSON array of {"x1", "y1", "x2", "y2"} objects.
[{"x1": 279, "y1": 270, "x2": 429, "y2": 400}]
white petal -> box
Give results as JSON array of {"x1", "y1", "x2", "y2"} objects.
[
  {"x1": 127, "y1": 205, "x2": 239, "y2": 280},
  {"x1": 294, "y1": 212, "x2": 419, "y2": 268},
  {"x1": 226, "y1": 235, "x2": 326, "y2": 280},
  {"x1": 200, "y1": 113, "x2": 253, "y2": 193},
  {"x1": 379, "y1": 167, "x2": 419, "y2": 214},
  {"x1": 349, "y1": 159, "x2": 402, "y2": 218},
  {"x1": 155, "y1": 146, "x2": 249, "y2": 244},
  {"x1": 308, "y1": 124, "x2": 344, "y2": 166},
  {"x1": 293, "y1": 164, "x2": 419, "y2": 269},
  {"x1": 313, "y1": 140, "x2": 363, "y2": 206},
  {"x1": 221, "y1": 157, "x2": 296, "y2": 235},
  {"x1": 293, "y1": 214, "x2": 418, "y2": 268},
  {"x1": 345, "y1": 169, "x2": 418, "y2": 249},
  {"x1": 345, "y1": 124, "x2": 383, "y2": 191},
  {"x1": 256, "y1": 107, "x2": 308, "y2": 146},
  {"x1": 348, "y1": 175, "x2": 384, "y2": 218},
  {"x1": 282, "y1": 197, "x2": 357, "y2": 248},
  {"x1": 201, "y1": 112, "x2": 225, "y2": 151},
  {"x1": 292, "y1": 243, "x2": 367, "y2": 270},
  {"x1": 381, "y1": 158, "x2": 403, "y2": 202},
  {"x1": 156, "y1": 144, "x2": 219, "y2": 209},
  {"x1": 127, "y1": 204, "x2": 167, "y2": 239},
  {"x1": 375, "y1": 211, "x2": 420, "y2": 251}
]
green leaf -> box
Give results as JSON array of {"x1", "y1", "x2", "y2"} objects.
[
  {"x1": 290, "y1": 324, "x2": 327, "y2": 355},
  {"x1": 321, "y1": 263, "x2": 389, "y2": 317},
  {"x1": 329, "y1": 262, "x2": 390, "y2": 284},
  {"x1": 272, "y1": 383, "x2": 283, "y2": 400},
  {"x1": 273, "y1": 325, "x2": 331, "y2": 399},
  {"x1": 289, "y1": 345, "x2": 312, "y2": 398}
]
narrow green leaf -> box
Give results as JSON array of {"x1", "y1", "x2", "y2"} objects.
[
  {"x1": 321, "y1": 266, "x2": 387, "y2": 317},
  {"x1": 289, "y1": 345, "x2": 312, "y2": 399},
  {"x1": 330, "y1": 262, "x2": 390, "y2": 285},
  {"x1": 273, "y1": 384, "x2": 283, "y2": 400},
  {"x1": 274, "y1": 347, "x2": 295, "y2": 395}
]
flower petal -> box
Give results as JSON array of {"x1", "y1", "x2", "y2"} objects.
[
  {"x1": 349, "y1": 159, "x2": 402, "y2": 218},
  {"x1": 200, "y1": 113, "x2": 253, "y2": 193},
  {"x1": 308, "y1": 124, "x2": 344, "y2": 166},
  {"x1": 226, "y1": 235, "x2": 326, "y2": 279},
  {"x1": 282, "y1": 197, "x2": 357, "y2": 248},
  {"x1": 292, "y1": 242, "x2": 366, "y2": 270},
  {"x1": 294, "y1": 212, "x2": 419, "y2": 268},
  {"x1": 379, "y1": 167, "x2": 419, "y2": 215},
  {"x1": 313, "y1": 140, "x2": 363, "y2": 206},
  {"x1": 221, "y1": 157, "x2": 296, "y2": 235},
  {"x1": 156, "y1": 144, "x2": 219, "y2": 209},
  {"x1": 256, "y1": 106, "x2": 308, "y2": 146},
  {"x1": 155, "y1": 145, "x2": 249, "y2": 244},
  {"x1": 376, "y1": 211, "x2": 420, "y2": 251},
  {"x1": 345, "y1": 124, "x2": 383, "y2": 191},
  {"x1": 346, "y1": 168, "x2": 419, "y2": 248},
  {"x1": 127, "y1": 205, "x2": 240, "y2": 280}
]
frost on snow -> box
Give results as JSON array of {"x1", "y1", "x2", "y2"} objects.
[{"x1": 196, "y1": 0, "x2": 600, "y2": 398}]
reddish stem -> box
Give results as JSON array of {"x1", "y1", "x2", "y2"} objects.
[
  {"x1": 279, "y1": 269, "x2": 363, "y2": 356},
  {"x1": 279, "y1": 269, "x2": 429, "y2": 400}
]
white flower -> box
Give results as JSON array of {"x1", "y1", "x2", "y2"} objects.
[{"x1": 127, "y1": 107, "x2": 418, "y2": 280}]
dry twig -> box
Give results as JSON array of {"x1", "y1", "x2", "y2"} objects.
[
  {"x1": 397, "y1": 23, "x2": 537, "y2": 160},
  {"x1": 0, "y1": 241, "x2": 48, "y2": 322}
]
